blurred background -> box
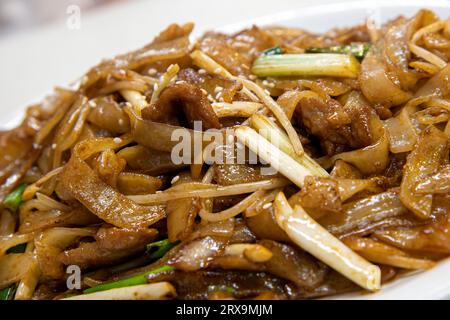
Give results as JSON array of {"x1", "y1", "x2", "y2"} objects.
[{"x1": 0, "y1": 0, "x2": 125, "y2": 38}]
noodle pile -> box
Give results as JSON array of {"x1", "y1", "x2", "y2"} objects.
[{"x1": 0, "y1": 9, "x2": 449, "y2": 300}]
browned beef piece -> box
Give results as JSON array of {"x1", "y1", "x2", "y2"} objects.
[
  {"x1": 141, "y1": 82, "x2": 221, "y2": 130},
  {"x1": 295, "y1": 92, "x2": 373, "y2": 155},
  {"x1": 59, "y1": 225, "x2": 158, "y2": 269}
]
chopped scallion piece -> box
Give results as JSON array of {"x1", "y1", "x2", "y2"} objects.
[
  {"x1": 0, "y1": 285, "x2": 17, "y2": 300},
  {"x1": 262, "y1": 46, "x2": 284, "y2": 56},
  {"x1": 6, "y1": 243, "x2": 27, "y2": 254},
  {"x1": 252, "y1": 53, "x2": 360, "y2": 78},
  {"x1": 3, "y1": 183, "x2": 27, "y2": 213},
  {"x1": 250, "y1": 114, "x2": 329, "y2": 178},
  {"x1": 306, "y1": 43, "x2": 372, "y2": 60},
  {"x1": 146, "y1": 239, "x2": 178, "y2": 260},
  {"x1": 83, "y1": 265, "x2": 175, "y2": 294}
]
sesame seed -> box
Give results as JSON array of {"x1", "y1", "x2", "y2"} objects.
[
  {"x1": 214, "y1": 68, "x2": 221, "y2": 74},
  {"x1": 262, "y1": 202, "x2": 272, "y2": 209},
  {"x1": 118, "y1": 69, "x2": 126, "y2": 76},
  {"x1": 156, "y1": 190, "x2": 162, "y2": 194},
  {"x1": 118, "y1": 119, "x2": 124, "y2": 126},
  {"x1": 249, "y1": 75, "x2": 257, "y2": 80},
  {"x1": 262, "y1": 80, "x2": 269, "y2": 86},
  {"x1": 215, "y1": 91, "x2": 222, "y2": 100},
  {"x1": 113, "y1": 137, "x2": 122, "y2": 144},
  {"x1": 124, "y1": 102, "x2": 132, "y2": 108},
  {"x1": 171, "y1": 175, "x2": 180, "y2": 184},
  {"x1": 175, "y1": 80, "x2": 186, "y2": 85},
  {"x1": 200, "y1": 88, "x2": 208, "y2": 95},
  {"x1": 264, "y1": 89, "x2": 271, "y2": 96},
  {"x1": 268, "y1": 82, "x2": 275, "y2": 88},
  {"x1": 207, "y1": 94, "x2": 215, "y2": 102},
  {"x1": 198, "y1": 69, "x2": 206, "y2": 75},
  {"x1": 51, "y1": 143, "x2": 57, "y2": 149},
  {"x1": 147, "y1": 68, "x2": 157, "y2": 75},
  {"x1": 214, "y1": 86, "x2": 223, "y2": 94},
  {"x1": 88, "y1": 100, "x2": 97, "y2": 108},
  {"x1": 153, "y1": 83, "x2": 159, "y2": 91}
]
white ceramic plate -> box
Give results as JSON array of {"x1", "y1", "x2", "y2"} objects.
[{"x1": 0, "y1": 0, "x2": 449, "y2": 300}]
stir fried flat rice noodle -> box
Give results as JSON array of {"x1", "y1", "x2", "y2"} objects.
[{"x1": 0, "y1": 11, "x2": 449, "y2": 300}]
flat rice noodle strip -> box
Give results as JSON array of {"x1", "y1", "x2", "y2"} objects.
[
  {"x1": 414, "y1": 107, "x2": 449, "y2": 125},
  {"x1": 126, "y1": 106, "x2": 219, "y2": 153},
  {"x1": 299, "y1": 79, "x2": 351, "y2": 98},
  {"x1": 258, "y1": 240, "x2": 326, "y2": 288},
  {"x1": 319, "y1": 190, "x2": 408, "y2": 238},
  {"x1": 446, "y1": 119, "x2": 450, "y2": 137},
  {"x1": 343, "y1": 237, "x2": 436, "y2": 269},
  {"x1": 0, "y1": 253, "x2": 33, "y2": 288},
  {"x1": 276, "y1": 90, "x2": 305, "y2": 120},
  {"x1": 14, "y1": 252, "x2": 41, "y2": 300},
  {"x1": 415, "y1": 165, "x2": 450, "y2": 194},
  {"x1": 322, "y1": 115, "x2": 389, "y2": 175},
  {"x1": 127, "y1": 36, "x2": 191, "y2": 70},
  {"x1": 117, "y1": 145, "x2": 186, "y2": 175},
  {"x1": 360, "y1": 47, "x2": 412, "y2": 107},
  {"x1": 374, "y1": 215, "x2": 450, "y2": 254},
  {"x1": 60, "y1": 226, "x2": 158, "y2": 270},
  {"x1": 383, "y1": 11, "x2": 430, "y2": 90},
  {"x1": 330, "y1": 160, "x2": 363, "y2": 179},
  {"x1": 167, "y1": 232, "x2": 232, "y2": 272},
  {"x1": 423, "y1": 98, "x2": 450, "y2": 111},
  {"x1": 34, "y1": 89, "x2": 77, "y2": 144},
  {"x1": 59, "y1": 138, "x2": 165, "y2": 228},
  {"x1": 0, "y1": 147, "x2": 41, "y2": 202},
  {"x1": 245, "y1": 207, "x2": 291, "y2": 243},
  {"x1": 52, "y1": 96, "x2": 89, "y2": 168},
  {"x1": 211, "y1": 240, "x2": 326, "y2": 288},
  {"x1": 87, "y1": 96, "x2": 130, "y2": 134},
  {"x1": 167, "y1": 197, "x2": 201, "y2": 242},
  {"x1": 0, "y1": 210, "x2": 15, "y2": 236},
  {"x1": 35, "y1": 227, "x2": 95, "y2": 279},
  {"x1": 147, "y1": 270, "x2": 294, "y2": 300},
  {"x1": 93, "y1": 149, "x2": 126, "y2": 188},
  {"x1": 384, "y1": 106, "x2": 418, "y2": 153},
  {"x1": 337, "y1": 177, "x2": 384, "y2": 202},
  {"x1": 18, "y1": 207, "x2": 100, "y2": 234},
  {"x1": 82, "y1": 36, "x2": 190, "y2": 89},
  {"x1": 400, "y1": 126, "x2": 448, "y2": 219},
  {"x1": 117, "y1": 173, "x2": 162, "y2": 195},
  {"x1": 166, "y1": 180, "x2": 211, "y2": 242},
  {"x1": 297, "y1": 269, "x2": 361, "y2": 299},
  {"x1": 415, "y1": 63, "x2": 450, "y2": 97}
]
